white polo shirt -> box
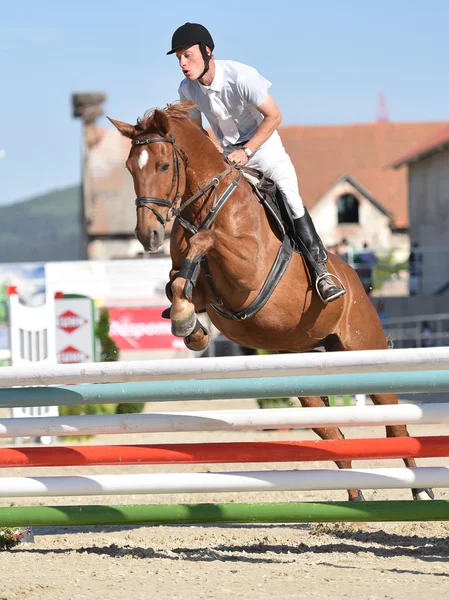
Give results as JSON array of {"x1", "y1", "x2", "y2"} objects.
[{"x1": 178, "y1": 60, "x2": 271, "y2": 148}]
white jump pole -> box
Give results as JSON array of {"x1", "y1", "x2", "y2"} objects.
[
  {"x1": 1, "y1": 403, "x2": 449, "y2": 439},
  {"x1": 2, "y1": 347, "x2": 449, "y2": 387},
  {"x1": 1, "y1": 467, "x2": 448, "y2": 498}
]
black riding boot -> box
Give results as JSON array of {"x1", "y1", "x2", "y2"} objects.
[{"x1": 293, "y1": 210, "x2": 346, "y2": 304}]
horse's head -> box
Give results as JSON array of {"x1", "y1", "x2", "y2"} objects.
[{"x1": 108, "y1": 107, "x2": 189, "y2": 253}]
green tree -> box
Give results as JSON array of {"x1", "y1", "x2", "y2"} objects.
[{"x1": 95, "y1": 308, "x2": 120, "y2": 362}]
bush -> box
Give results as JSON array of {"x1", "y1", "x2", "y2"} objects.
[
  {"x1": 59, "y1": 404, "x2": 115, "y2": 417},
  {"x1": 0, "y1": 528, "x2": 24, "y2": 551},
  {"x1": 95, "y1": 308, "x2": 120, "y2": 362},
  {"x1": 372, "y1": 253, "x2": 408, "y2": 292},
  {"x1": 256, "y1": 397, "x2": 294, "y2": 409},
  {"x1": 115, "y1": 402, "x2": 145, "y2": 415}
]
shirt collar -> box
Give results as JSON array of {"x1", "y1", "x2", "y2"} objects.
[{"x1": 198, "y1": 60, "x2": 223, "y2": 94}]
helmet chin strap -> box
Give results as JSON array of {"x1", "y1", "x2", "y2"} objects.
[{"x1": 196, "y1": 42, "x2": 211, "y2": 80}]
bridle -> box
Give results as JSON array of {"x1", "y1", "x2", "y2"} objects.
[
  {"x1": 133, "y1": 133, "x2": 188, "y2": 226},
  {"x1": 132, "y1": 132, "x2": 240, "y2": 235}
]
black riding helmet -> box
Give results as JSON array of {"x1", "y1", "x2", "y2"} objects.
[{"x1": 167, "y1": 22, "x2": 215, "y2": 79}]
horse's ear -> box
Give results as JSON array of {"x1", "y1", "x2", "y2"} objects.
[
  {"x1": 107, "y1": 117, "x2": 136, "y2": 139},
  {"x1": 152, "y1": 110, "x2": 170, "y2": 136}
]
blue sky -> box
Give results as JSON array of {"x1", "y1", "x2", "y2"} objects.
[{"x1": 1, "y1": 0, "x2": 448, "y2": 207}]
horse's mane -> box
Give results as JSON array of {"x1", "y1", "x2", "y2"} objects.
[{"x1": 135, "y1": 101, "x2": 195, "y2": 135}]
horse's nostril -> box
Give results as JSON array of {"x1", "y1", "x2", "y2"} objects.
[{"x1": 135, "y1": 225, "x2": 164, "y2": 252}]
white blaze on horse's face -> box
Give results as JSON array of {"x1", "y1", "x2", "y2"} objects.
[{"x1": 138, "y1": 149, "x2": 149, "y2": 170}]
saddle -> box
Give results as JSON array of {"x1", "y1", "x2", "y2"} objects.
[{"x1": 241, "y1": 167, "x2": 300, "y2": 254}]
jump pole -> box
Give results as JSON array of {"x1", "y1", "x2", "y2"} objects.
[
  {"x1": 1, "y1": 403, "x2": 449, "y2": 438},
  {"x1": 1, "y1": 501, "x2": 449, "y2": 527},
  {"x1": 2, "y1": 346, "x2": 449, "y2": 387},
  {"x1": 1, "y1": 370, "x2": 449, "y2": 408},
  {"x1": 1, "y1": 436, "x2": 448, "y2": 467},
  {"x1": 1, "y1": 467, "x2": 448, "y2": 497}
]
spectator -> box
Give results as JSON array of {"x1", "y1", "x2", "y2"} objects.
[
  {"x1": 409, "y1": 242, "x2": 423, "y2": 296},
  {"x1": 357, "y1": 242, "x2": 377, "y2": 296},
  {"x1": 421, "y1": 321, "x2": 435, "y2": 347},
  {"x1": 375, "y1": 300, "x2": 387, "y2": 324},
  {"x1": 335, "y1": 238, "x2": 355, "y2": 265}
]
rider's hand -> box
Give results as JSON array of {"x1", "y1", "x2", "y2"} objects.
[{"x1": 227, "y1": 149, "x2": 248, "y2": 166}]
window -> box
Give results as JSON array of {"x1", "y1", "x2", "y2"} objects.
[{"x1": 337, "y1": 194, "x2": 359, "y2": 224}]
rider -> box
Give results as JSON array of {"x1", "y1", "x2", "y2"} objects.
[{"x1": 167, "y1": 22, "x2": 346, "y2": 304}]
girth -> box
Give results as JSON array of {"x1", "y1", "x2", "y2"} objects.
[{"x1": 205, "y1": 236, "x2": 293, "y2": 321}]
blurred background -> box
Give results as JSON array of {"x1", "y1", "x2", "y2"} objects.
[{"x1": 1, "y1": 0, "x2": 449, "y2": 364}]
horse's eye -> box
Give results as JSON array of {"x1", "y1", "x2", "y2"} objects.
[{"x1": 160, "y1": 162, "x2": 170, "y2": 172}]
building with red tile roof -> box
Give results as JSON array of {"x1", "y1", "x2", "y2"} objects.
[{"x1": 280, "y1": 121, "x2": 447, "y2": 231}]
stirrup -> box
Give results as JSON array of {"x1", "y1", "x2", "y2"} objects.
[{"x1": 315, "y1": 273, "x2": 346, "y2": 304}]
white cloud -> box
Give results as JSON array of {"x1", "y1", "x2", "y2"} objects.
[{"x1": 0, "y1": 150, "x2": 6, "y2": 159}]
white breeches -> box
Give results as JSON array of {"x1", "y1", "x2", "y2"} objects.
[{"x1": 226, "y1": 131, "x2": 305, "y2": 219}]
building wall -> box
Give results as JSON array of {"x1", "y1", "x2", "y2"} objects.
[
  {"x1": 309, "y1": 181, "x2": 393, "y2": 252},
  {"x1": 408, "y1": 150, "x2": 449, "y2": 294},
  {"x1": 87, "y1": 238, "x2": 143, "y2": 261}
]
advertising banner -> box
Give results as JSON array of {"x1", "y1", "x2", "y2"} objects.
[{"x1": 108, "y1": 306, "x2": 184, "y2": 350}]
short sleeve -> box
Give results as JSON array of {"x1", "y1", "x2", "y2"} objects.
[
  {"x1": 236, "y1": 66, "x2": 272, "y2": 107},
  {"x1": 178, "y1": 82, "x2": 202, "y2": 120}
]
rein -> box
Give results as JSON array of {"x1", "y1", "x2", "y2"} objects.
[{"x1": 132, "y1": 133, "x2": 239, "y2": 233}]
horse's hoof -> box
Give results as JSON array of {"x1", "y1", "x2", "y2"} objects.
[
  {"x1": 184, "y1": 332, "x2": 210, "y2": 352},
  {"x1": 349, "y1": 490, "x2": 365, "y2": 502},
  {"x1": 412, "y1": 488, "x2": 435, "y2": 501},
  {"x1": 171, "y1": 310, "x2": 196, "y2": 337}
]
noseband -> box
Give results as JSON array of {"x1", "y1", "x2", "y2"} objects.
[{"x1": 133, "y1": 133, "x2": 188, "y2": 226}]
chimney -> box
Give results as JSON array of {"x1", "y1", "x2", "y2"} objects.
[{"x1": 72, "y1": 93, "x2": 107, "y2": 147}]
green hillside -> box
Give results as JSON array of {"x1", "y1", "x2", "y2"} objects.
[{"x1": 0, "y1": 185, "x2": 83, "y2": 262}]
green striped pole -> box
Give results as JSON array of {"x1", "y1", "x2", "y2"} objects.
[
  {"x1": 1, "y1": 370, "x2": 449, "y2": 408},
  {"x1": 1, "y1": 501, "x2": 449, "y2": 526}
]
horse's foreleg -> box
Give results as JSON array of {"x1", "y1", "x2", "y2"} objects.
[
  {"x1": 170, "y1": 231, "x2": 215, "y2": 338},
  {"x1": 298, "y1": 395, "x2": 364, "y2": 501},
  {"x1": 164, "y1": 268, "x2": 210, "y2": 352}
]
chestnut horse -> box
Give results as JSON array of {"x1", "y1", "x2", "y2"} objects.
[{"x1": 108, "y1": 102, "x2": 433, "y2": 502}]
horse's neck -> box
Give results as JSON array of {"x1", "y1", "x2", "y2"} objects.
[
  {"x1": 175, "y1": 129, "x2": 234, "y2": 223},
  {"x1": 173, "y1": 120, "x2": 269, "y2": 237}
]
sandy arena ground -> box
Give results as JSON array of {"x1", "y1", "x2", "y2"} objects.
[{"x1": 1, "y1": 399, "x2": 449, "y2": 600}]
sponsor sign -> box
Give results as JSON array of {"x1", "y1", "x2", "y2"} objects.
[
  {"x1": 57, "y1": 310, "x2": 87, "y2": 334},
  {"x1": 55, "y1": 296, "x2": 95, "y2": 363},
  {"x1": 59, "y1": 345, "x2": 90, "y2": 364}
]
